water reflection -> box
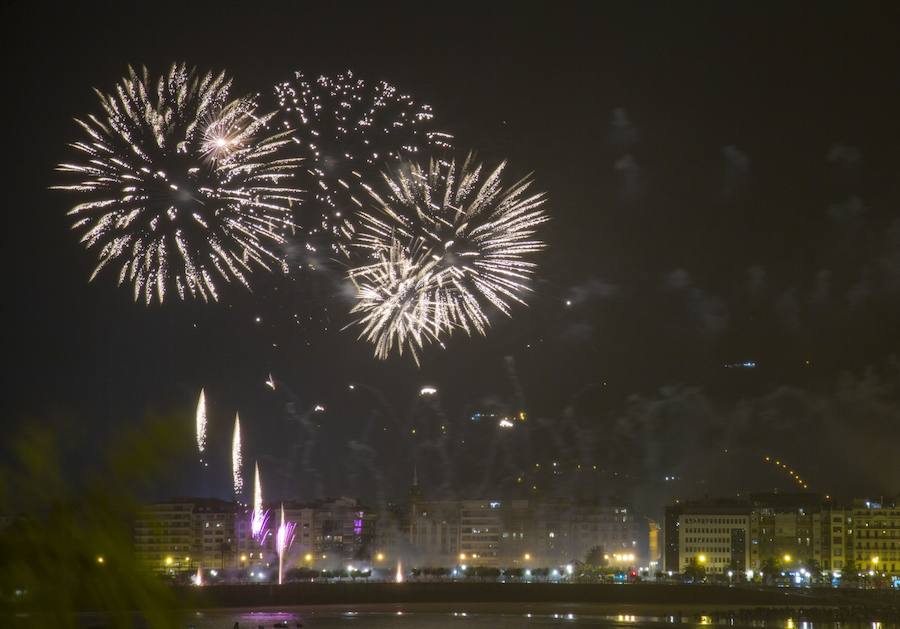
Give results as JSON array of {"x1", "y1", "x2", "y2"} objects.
[{"x1": 89, "y1": 606, "x2": 892, "y2": 628}]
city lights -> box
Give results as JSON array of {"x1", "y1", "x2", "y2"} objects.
[{"x1": 9, "y1": 9, "x2": 899, "y2": 624}]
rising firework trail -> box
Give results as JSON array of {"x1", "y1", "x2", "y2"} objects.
[
  {"x1": 276, "y1": 503, "x2": 296, "y2": 585},
  {"x1": 232, "y1": 413, "x2": 243, "y2": 498},
  {"x1": 195, "y1": 388, "x2": 208, "y2": 466},
  {"x1": 54, "y1": 63, "x2": 304, "y2": 304},
  {"x1": 251, "y1": 461, "x2": 269, "y2": 543},
  {"x1": 349, "y1": 154, "x2": 548, "y2": 361}
]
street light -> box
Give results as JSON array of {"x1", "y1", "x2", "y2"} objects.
[
  {"x1": 459, "y1": 553, "x2": 467, "y2": 561},
  {"x1": 304, "y1": 553, "x2": 313, "y2": 562},
  {"x1": 523, "y1": 553, "x2": 531, "y2": 561},
  {"x1": 96, "y1": 556, "x2": 105, "y2": 565},
  {"x1": 376, "y1": 553, "x2": 385, "y2": 562},
  {"x1": 164, "y1": 556, "x2": 174, "y2": 566},
  {"x1": 783, "y1": 554, "x2": 792, "y2": 563},
  {"x1": 697, "y1": 554, "x2": 707, "y2": 564}
]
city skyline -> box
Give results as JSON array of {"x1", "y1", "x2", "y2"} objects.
[{"x1": 5, "y1": 1, "x2": 900, "y2": 531}]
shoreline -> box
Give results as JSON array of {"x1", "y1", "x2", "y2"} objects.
[{"x1": 179, "y1": 582, "x2": 900, "y2": 617}]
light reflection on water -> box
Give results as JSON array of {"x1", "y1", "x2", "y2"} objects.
[{"x1": 174, "y1": 607, "x2": 892, "y2": 629}]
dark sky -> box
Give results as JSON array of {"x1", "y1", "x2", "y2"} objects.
[{"x1": 5, "y1": 3, "x2": 900, "y2": 514}]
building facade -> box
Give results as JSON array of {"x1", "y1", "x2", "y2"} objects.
[
  {"x1": 664, "y1": 499, "x2": 750, "y2": 574},
  {"x1": 665, "y1": 495, "x2": 900, "y2": 578},
  {"x1": 134, "y1": 498, "x2": 238, "y2": 573},
  {"x1": 136, "y1": 496, "x2": 374, "y2": 573}
]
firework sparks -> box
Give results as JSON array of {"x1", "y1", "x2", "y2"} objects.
[
  {"x1": 276, "y1": 503, "x2": 296, "y2": 585},
  {"x1": 395, "y1": 560, "x2": 404, "y2": 583},
  {"x1": 251, "y1": 461, "x2": 269, "y2": 543},
  {"x1": 273, "y1": 70, "x2": 452, "y2": 258},
  {"x1": 346, "y1": 240, "x2": 444, "y2": 365},
  {"x1": 195, "y1": 388, "x2": 207, "y2": 465},
  {"x1": 232, "y1": 413, "x2": 243, "y2": 497},
  {"x1": 54, "y1": 63, "x2": 303, "y2": 304},
  {"x1": 349, "y1": 154, "x2": 548, "y2": 360}
]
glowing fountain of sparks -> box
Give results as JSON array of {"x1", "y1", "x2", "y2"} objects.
[
  {"x1": 54, "y1": 63, "x2": 304, "y2": 304},
  {"x1": 251, "y1": 461, "x2": 270, "y2": 543},
  {"x1": 276, "y1": 504, "x2": 296, "y2": 585},
  {"x1": 232, "y1": 413, "x2": 243, "y2": 498},
  {"x1": 349, "y1": 154, "x2": 548, "y2": 362},
  {"x1": 193, "y1": 565, "x2": 203, "y2": 586},
  {"x1": 395, "y1": 560, "x2": 404, "y2": 583},
  {"x1": 195, "y1": 388, "x2": 208, "y2": 466}
]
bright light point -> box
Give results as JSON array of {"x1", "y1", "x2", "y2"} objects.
[
  {"x1": 420, "y1": 386, "x2": 437, "y2": 395},
  {"x1": 697, "y1": 554, "x2": 706, "y2": 563},
  {"x1": 96, "y1": 556, "x2": 104, "y2": 564},
  {"x1": 523, "y1": 553, "x2": 531, "y2": 561},
  {"x1": 376, "y1": 553, "x2": 385, "y2": 561},
  {"x1": 314, "y1": 404, "x2": 325, "y2": 412},
  {"x1": 783, "y1": 554, "x2": 792, "y2": 563},
  {"x1": 215, "y1": 137, "x2": 226, "y2": 147}
]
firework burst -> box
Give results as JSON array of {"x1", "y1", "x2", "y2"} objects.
[
  {"x1": 349, "y1": 155, "x2": 548, "y2": 360},
  {"x1": 347, "y1": 240, "x2": 444, "y2": 365},
  {"x1": 54, "y1": 63, "x2": 303, "y2": 304},
  {"x1": 273, "y1": 70, "x2": 452, "y2": 258}
]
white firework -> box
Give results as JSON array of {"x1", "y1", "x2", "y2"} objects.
[
  {"x1": 273, "y1": 70, "x2": 452, "y2": 256},
  {"x1": 232, "y1": 413, "x2": 243, "y2": 497},
  {"x1": 54, "y1": 63, "x2": 303, "y2": 304},
  {"x1": 347, "y1": 239, "x2": 444, "y2": 365},
  {"x1": 195, "y1": 388, "x2": 207, "y2": 465},
  {"x1": 349, "y1": 154, "x2": 548, "y2": 359}
]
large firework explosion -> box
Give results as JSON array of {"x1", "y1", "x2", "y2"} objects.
[
  {"x1": 273, "y1": 70, "x2": 452, "y2": 260},
  {"x1": 348, "y1": 155, "x2": 548, "y2": 360},
  {"x1": 54, "y1": 63, "x2": 303, "y2": 304},
  {"x1": 348, "y1": 239, "x2": 445, "y2": 365}
]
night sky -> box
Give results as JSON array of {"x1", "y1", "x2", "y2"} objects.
[{"x1": 6, "y1": 3, "x2": 900, "y2": 516}]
